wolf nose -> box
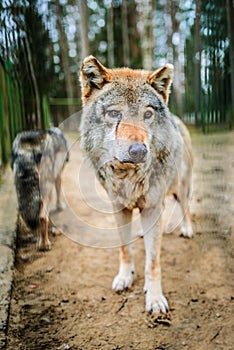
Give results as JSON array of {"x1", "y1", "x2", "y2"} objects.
[{"x1": 128, "y1": 143, "x2": 147, "y2": 163}]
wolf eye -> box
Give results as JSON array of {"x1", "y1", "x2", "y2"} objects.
[
  {"x1": 144, "y1": 110, "x2": 154, "y2": 120},
  {"x1": 107, "y1": 110, "x2": 122, "y2": 119}
]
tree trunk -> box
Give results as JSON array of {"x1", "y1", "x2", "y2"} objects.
[
  {"x1": 77, "y1": 0, "x2": 90, "y2": 59},
  {"x1": 121, "y1": 0, "x2": 130, "y2": 66},
  {"x1": 107, "y1": 1, "x2": 114, "y2": 67},
  {"x1": 128, "y1": 0, "x2": 142, "y2": 68},
  {"x1": 24, "y1": 34, "x2": 41, "y2": 128},
  {"x1": 226, "y1": 0, "x2": 234, "y2": 128},
  {"x1": 194, "y1": 0, "x2": 202, "y2": 127},
  {"x1": 55, "y1": 0, "x2": 75, "y2": 116},
  {"x1": 170, "y1": 0, "x2": 183, "y2": 117},
  {"x1": 140, "y1": 0, "x2": 155, "y2": 70}
]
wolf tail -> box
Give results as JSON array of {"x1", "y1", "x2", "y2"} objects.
[{"x1": 12, "y1": 153, "x2": 41, "y2": 230}]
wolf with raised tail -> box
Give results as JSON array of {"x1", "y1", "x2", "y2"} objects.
[
  {"x1": 11, "y1": 127, "x2": 69, "y2": 251},
  {"x1": 80, "y1": 56, "x2": 193, "y2": 313}
]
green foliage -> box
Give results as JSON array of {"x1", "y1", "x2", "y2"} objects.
[
  {"x1": 0, "y1": 0, "x2": 233, "y2": 135},
  {"x1": 0, "y1": 60, "x2": 25, "y2": 165},
  {"x1": 21, "y1": 3, "x2": 56, "y2": 97},
  {"x1": 184, "y1": 0, "x2": 233, "y2": 129}
]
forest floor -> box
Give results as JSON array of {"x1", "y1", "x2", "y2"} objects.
[{"x1": 6, "y1": 129, "x2": 234, "y2": 350}]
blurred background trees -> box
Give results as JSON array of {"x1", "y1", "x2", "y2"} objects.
[{"x1": 0, "y1": 0, "x2": 234, "y2": 164}]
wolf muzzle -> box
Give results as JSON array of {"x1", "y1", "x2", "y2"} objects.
[{"x1": 128, "y1": 142, "x2": 147, "y2": 163}]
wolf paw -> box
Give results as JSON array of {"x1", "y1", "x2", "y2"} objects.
[
  {"x1": 112, "y1": 271, "x2": 134, "y2": 292},
  {"x1": 56, "y1": 202, "x2": 66, "y2": 211},
  {"x1": 36, "y1": 238, "x2": 51, "y2": 251},
  {"x1": 145, "y1": 290, "x2": 169, "y2": 314},
  {"x1": 180, "y1": 224, "x2": 193, "y2": 238}
]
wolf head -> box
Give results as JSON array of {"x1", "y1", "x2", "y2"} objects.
[{"x1": 80, "y1": 56, "x2": 174, "y2": 167}]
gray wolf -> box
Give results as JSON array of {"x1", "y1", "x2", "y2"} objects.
[
  {"x1": 80, "y1": 56, "x2": 193, "y2": 313},
  {"x1": 11, "y1": 127, "x2": 69, "y2": 251}
]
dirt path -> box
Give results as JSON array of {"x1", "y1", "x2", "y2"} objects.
[{"x1": 6, "y1": 130, "x2": 234, "y2": 350}]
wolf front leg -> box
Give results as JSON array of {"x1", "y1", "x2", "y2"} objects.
[
  {"x1": 36, "y1": 216, "x2": 51, "y2": 251},
  {"x1": 141, "y1": 207, "x2": 168, "y2": 313},
  {"x1": 112, "y1": 208, "x2": 135, "y2": 292},
  {"x1": 55, "y1": 174, "x2": 66, "y2": 210}
]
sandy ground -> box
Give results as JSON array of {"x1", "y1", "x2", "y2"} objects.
[{"x1": 6, "y1": 129, "x2": 234, "y2": 350}]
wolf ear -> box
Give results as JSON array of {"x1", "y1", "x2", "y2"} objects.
[
  {"x1": 80, "y1": 55, "x2": 112, "y2": 101},
  {"x1": 147, "y1": 64, "x2": 174, "y2": 104}
]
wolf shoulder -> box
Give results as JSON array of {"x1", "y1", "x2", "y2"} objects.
[{"x1": 171, "y1": 114, "x2": 193, "y2": 162}]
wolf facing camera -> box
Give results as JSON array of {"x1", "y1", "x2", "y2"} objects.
[{"x1": 80, "y1": 56, "x2": 194, "y2": 314}]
